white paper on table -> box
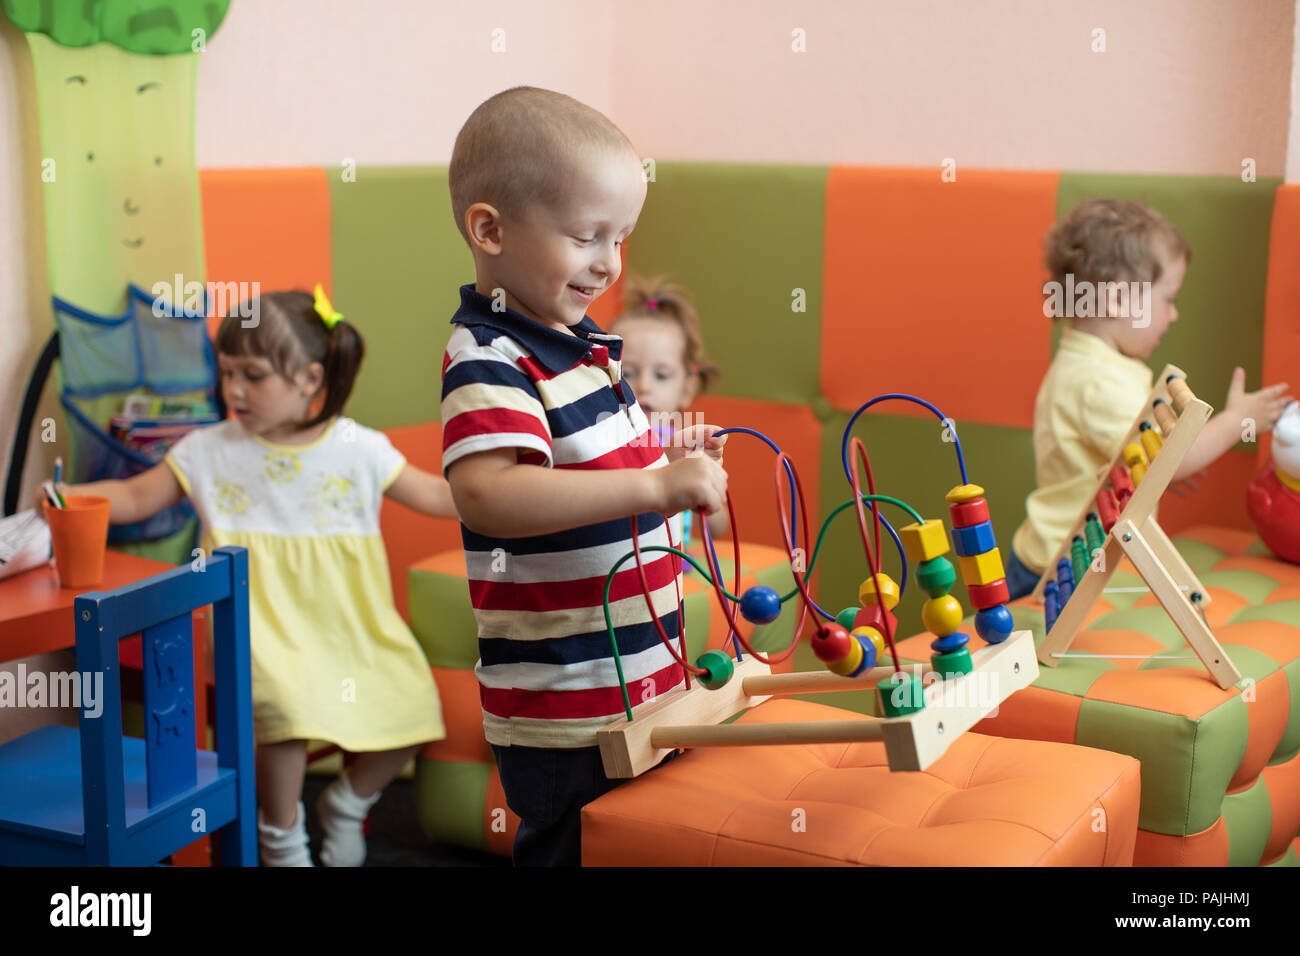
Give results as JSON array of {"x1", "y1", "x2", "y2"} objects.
[{"x1": 0, "y1": 509, "x2": 53, "y2": 581}]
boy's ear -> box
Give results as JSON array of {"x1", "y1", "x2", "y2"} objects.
[{"x1": 466, "y1": 202, "x2": 505, "y2": 255}]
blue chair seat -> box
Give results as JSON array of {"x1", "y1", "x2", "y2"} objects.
[{"x1": 0, "y1": 727, "x2": 239, "y2": 864}]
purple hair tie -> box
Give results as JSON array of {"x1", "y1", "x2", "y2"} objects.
[{"x1": 645, "y1": 297, "x2": 659, "y2": 310}]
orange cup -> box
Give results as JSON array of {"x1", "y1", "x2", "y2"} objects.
[{"x1": 42, "y1": 494, "x2": 111, "y2": 589}]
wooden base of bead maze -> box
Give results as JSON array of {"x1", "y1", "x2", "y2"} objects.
[
  {"x1": 597, "y1": 629, "x2": 1039, "y2": 778},
  {"x1": 1032, "y1": 364, "x2": 1241, "y2": 689}
]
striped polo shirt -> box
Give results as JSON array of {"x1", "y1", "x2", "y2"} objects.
[{"x1": 441, "y1": 284, "x2": 686, "y2": 749}]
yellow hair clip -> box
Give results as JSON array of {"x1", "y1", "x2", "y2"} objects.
[{"x1": 313, "y1": 283, "x2": 344, "y2": 329}]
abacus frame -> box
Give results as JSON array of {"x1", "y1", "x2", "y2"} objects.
[
  {"x1": 1032, "y1": 363, "x2": 1241, "y2": 689},
  {"x1": 596, "y1": 628, "x2": 1039, "y2": 778}
]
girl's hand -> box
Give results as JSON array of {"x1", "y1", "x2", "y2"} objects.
[
  {"x1": 1224, "y1": 367, "x2": 1291, "y2": 435},
  {"x1": 665, "y1": 424, "x2": 727, "y2": 464},
  {"x1": 655, "y1": 452, "x2": 727, "y2": 516}
]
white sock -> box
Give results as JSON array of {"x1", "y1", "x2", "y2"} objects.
[
  {"x1": 316, "y1": 769, "x2": 381, "y2": 867},
  {"x1": 257, "y1": 801, "x2": 313, "y2": 867}
]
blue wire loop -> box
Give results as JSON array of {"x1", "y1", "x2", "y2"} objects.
[{"x1": 840, "y1": 393, "x2": 969, "y2": 488}]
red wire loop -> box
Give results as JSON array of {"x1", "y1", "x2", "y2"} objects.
[{"x1": 847, "y1": 437, "x2": 902, "y2": 674}]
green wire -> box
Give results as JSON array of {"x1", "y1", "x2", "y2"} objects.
[{"x1": 603, "y1": 492, "x2": 925, "y2": 720}]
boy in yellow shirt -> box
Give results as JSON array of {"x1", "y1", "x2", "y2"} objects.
[{"x1": 1006, "y1": 198, "x2": 1291, "y2": 598}]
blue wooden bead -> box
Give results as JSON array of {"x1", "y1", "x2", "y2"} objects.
[
  {"x1": 951, "y1": 520, "x2": 997, "y2": 557},
  {"x1": 1044, "y1": 581, "x2": 1060, "y2": 633},
  {"x1": 847, "y1": 635, "x2": 878, "y2": 677},
  {"x1": 930, "y1": 630, "x2": 970, "y2": 654},
  {"x1": 1056, "y1": 557, "x2": 1074, "y2": 605},
  {"x1": 740, "y1": 586, "x2": 781, "y2": 624},
  {"x1": 974, "y1": 604, "x2": 1014, "y2": 644}
]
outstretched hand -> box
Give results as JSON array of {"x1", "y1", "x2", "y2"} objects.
[{"x1": 1224, "y1": 367, "x2": 1290, "y2": 436}]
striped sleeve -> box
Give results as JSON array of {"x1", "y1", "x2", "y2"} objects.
[{"x1": 441, "y1": 327, "x2": 553, "y2": 473}]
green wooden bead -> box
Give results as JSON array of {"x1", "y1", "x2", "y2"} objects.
[
  {"x1": 916, "y1": 556, "x2": 956, "y2": 597},
  {"x1": 879, "y1": 672, "x2": 925, "y2": 716},
  {"x1": 835, "y1": 606, "x2": 860, "y2": 631},
  {"x1": 696, "y1": 649, "x2": 734, "y2": 690},
  {"x1": 930, "y1": 647, "x2": 973, "y2": 678}
]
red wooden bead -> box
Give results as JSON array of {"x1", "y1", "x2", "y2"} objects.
[
  {"x1": 1096, "y1": 487, "x2": 1120, "y2": 531},
  {"x1": 811, "y1": 623, "x2": 853, "y2": 663},
  {"x1": 1109, "y1": 464, "x2": 1134, "y2": 504},
  {"x1": 948, "y1": 497, "x2": 990, "y2": 529},
  {"x1": 966, "y1": 578, "x2": 1010, "y2": 610},
  {"x1": 853, "y1": 604, "x2": 898, "y2": 638}
]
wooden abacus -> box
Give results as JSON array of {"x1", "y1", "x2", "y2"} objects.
[{"x1": 1032, "y1": 364, "x2": 1241, "y2": 689}]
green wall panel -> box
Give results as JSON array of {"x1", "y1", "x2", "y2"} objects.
[
  {"x1": 330, "y1": 166, "x2": 473, "y2": 429},
  {"x1": 626, "y1": 163, "x2": 827, "y2": 406},
  {"x1": 414, "y1": 757, "x2": 489, "y2": 852}
]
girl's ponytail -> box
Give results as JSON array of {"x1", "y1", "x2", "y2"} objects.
[{"x1": 304, "y1": 320, "x2": 364, "y2": 428}]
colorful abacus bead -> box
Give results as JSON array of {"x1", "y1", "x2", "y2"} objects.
[
  {"x1": 1123, "y1": 442, "x2": 1148, "y2": 470},
  {"x1": 739, "y1": 585, "x2": 781, "y2": 625},
  {"x1": 1152, "y1": 397, "x2": 1177, "y2": 436},
  {"x1": 921, "y1": 594, "x2": 963, "y2": 635},
  {"x1": 967, "y1": 578, "x2": 1010, "y2": 610},
  {"x1": 916, "y1": 555, "x2": 956, "y2": 596},
  {"x1": 1084, "y1": 512, "x2": 1106, "y2": 553},
  {"x1": 858, "y1": 573, "x2": 900, "y2": 610},
  {"x1": 696, "y1": 649, "x2": 734, "y2": 690},
  {"x1": 1166, "y1": 374, "x2": 1194, "y2": 413},
  {"x1": 1109, "y1": 464, "x2": 1134, "y2": 504},
  {"x1": 1071, "y1": 534, "x2": 1090, "y2": 582},
  {"x1": 879, "y1": 671, "x2": 925, "y2": 716},
  {"x1": 1096, "y1": 487, "x2": 1120, "y2": 532},
  {"x1": 852, "y1": 625, "x2": 885, "y2": 662},
  {"x1": 1044, "y1": 580, "x2": 1060, "y2": 633},
  {"x1": 826, "y1": 636, "x2": 864, "y2": 676},
  {"x1": 811, "y1": 623, "x2": 852, "y2": 664},
  {"x1": 1131, "y1": 460, "x2": 1148, "y2": 486},
  {"x1": 854, "y1": 604, "x2": 898, "y2": 643},
  {"x1": 974, "y1": 604, "x2": 1014, "y2": 644},
  {"x1": 1139, "y1": 421, "x2": 1163, "y2": 463},
  {"x1": 835, "y1": 606, "x2": 860, "y2": 631},
  {"x1": 900, "y1": 518, "x2": 950, "y2": 562},
  {"x1": 1056, "y1": 557, "x2": 1074, "y2": 605}
]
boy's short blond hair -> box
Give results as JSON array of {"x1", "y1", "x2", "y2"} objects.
[
  {"x1": 1044, "y1": 197, "x2": 1191, "y2": 288},
  {"x1": 449, "y1": 87, "x2": 637, "y2": 245}
]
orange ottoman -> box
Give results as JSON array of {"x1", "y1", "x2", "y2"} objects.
[{"x1": 582, "y1": 698, "x2": 1140, "y2": 866}]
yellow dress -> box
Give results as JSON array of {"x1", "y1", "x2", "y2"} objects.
[{"x1": 166, "y1": 417, "x2": 444, "y2": 750}]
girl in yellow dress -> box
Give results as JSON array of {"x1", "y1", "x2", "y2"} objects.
[{"x1": 62, "y1": 287, "x2": 453, "y2": 866}]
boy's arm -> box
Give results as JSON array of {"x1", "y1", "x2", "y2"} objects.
[
  {"x1": 384, "y1": 464, "x2": 458, "y2": 519},
  {"x1": 448, "y1": 448, "x2": 726, "y2": 539},
  {"x1": 1174, "y1": 370, "x2": 1290, "y2": 480},
  {"x1": 59, "y1": 463, "x2": 184, "y2": 525}
]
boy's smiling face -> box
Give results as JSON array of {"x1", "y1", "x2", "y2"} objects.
[
  {"x1": 1113, "y1": 251, "x2": 1187, "y2": 360},
  {"x1": 470, "y1": 146, "x2": 647, "y2": 334}
]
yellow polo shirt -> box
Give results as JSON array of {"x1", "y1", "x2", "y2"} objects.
[{"x1": 1011, "y1": 329, "x2": 1153, "y2": 573}]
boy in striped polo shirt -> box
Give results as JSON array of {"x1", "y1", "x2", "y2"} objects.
[{"x1": 442, "y1": 87, "x2": 729, "y2": 866}]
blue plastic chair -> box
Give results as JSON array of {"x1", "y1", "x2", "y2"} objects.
[{"x1": 0, "y1": 546, "x2": 256, "y2": 865}]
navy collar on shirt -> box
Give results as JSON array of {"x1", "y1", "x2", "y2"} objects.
[{"x1": 450, "y1": 283, "x2": 622, "y2": 374}]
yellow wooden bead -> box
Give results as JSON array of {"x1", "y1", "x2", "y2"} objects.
[
  {"x1": 900, "y1": 519, "x2": 949, "y2": 563},
  {"x1": 827, "y1": 637, "x2": 864, "y2": 675},
  {"x1": 1122, "y1": 443, "x2": 1147, "y2": 469},
  {"x1": 1139, "y1": 425, "x2": 1163, "y2": 463},
  {"x1": 858, "y1": 573, "x2": 900, "y2": 610},
  {"x1": 1131, "y1": 460, "x2": 1147, "y2": 486},
  {"x1": 945, "y1": 483, "x2": 986, "y2": 504},
  {"x1": 956, "y1": 548, "x2": 1005, "y2": 587},
  {"x1": 921, "y1": 595, "x2": 964, "y2": 636},
  {"x1": 851, "y1": 625, "x2": 885, "y2": 659}
]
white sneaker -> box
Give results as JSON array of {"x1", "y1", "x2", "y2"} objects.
[
  {"x1": 257, "y1": 801, "x2": 313, "y2": 867},
  {"x1": 315, "y1": 770, "x2": 381, "y2": 867}
]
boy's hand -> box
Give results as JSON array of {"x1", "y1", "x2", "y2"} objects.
[
  {"x1": 1224, "y1": 367, "x2": 1291, "y2": 435},
  {"x1": 664, "y1": 424, "x2": 727, "y2": 464},
  {"x1": 656, "y1": 452, "x2": 727, "y2": 516}
]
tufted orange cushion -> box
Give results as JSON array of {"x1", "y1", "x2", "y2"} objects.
[{"x1": 582, "y1": 698, "x2": 1140, "y2": 866}]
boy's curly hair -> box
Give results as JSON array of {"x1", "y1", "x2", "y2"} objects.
[
  {"x1": 1045, "y1": 197, "x2": 1190, "y2": 289},
  {"x1": 615, "y1": 276, "x2": 719, "y2": 395}
]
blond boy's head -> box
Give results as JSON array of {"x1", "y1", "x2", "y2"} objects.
[{"x1": 450, "y1": 87, "x2": 646, "y2": 334}]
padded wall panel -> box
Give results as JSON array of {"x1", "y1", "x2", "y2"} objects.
[
  {"x1": 821, "y1": 167, "x2": 1059, "y2": 428},
  {"x1": 381, "y1": 421, "x2": 462, "y2": 620},
  {"x1": 330, "y1": 166, "x2": 472, "y2": 429},
  {"x1": 624, "y1": 163, "x2": 827, "y2": 405}
]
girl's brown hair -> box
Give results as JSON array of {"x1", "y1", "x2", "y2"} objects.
[
  {"x1": 614, "y1": 276, "x2": 719, "y2": 394},
  {"x1": 214, "y1": 290, "x2": 364, "y2": 430},
  {"x1": 1044, "y1": 197, "x2": 1191, "y2": 290}
]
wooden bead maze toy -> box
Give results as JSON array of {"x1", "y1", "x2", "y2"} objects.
[
  {"x1": 1032, "y1": 365, "x2": 1241, "y2": 689},
  {"x1": 596, "y1": 394, "x2": 1039, "y2": 779}
]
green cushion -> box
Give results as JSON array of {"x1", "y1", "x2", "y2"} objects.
[
  {"x1": 329, "y1": 166, "x2": 473, "y2": 429},
  {"x1": 414, "y1": 758, "x2": 489, "y2": 852},
  {"x1": 626, "y1": 163, "x2": 827, "y2": 406}
]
